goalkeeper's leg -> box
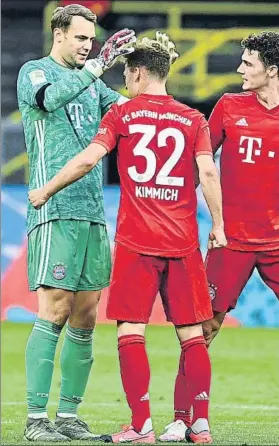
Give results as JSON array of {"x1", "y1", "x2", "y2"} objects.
[
  {"x1": 25, "y1": 286, "x2": 73, "y2": 442},
  {"x1": 56, "y1": 223, "x2": 111, "y2": 440},
  {"x1": 55, "y1": 290, "x2": 101, "y2": 441}
]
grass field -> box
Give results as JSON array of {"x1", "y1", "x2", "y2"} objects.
[{"x1": 2, "y1": 322, "x2": 279, "y2": 445}]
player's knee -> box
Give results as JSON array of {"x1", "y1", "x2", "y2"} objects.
[
  {"x1": 37, "y1": 287, "x2": 73, "y2": 326},
  {"x1": 117, "y1": 321, "x2": 146, "y2": 337},
  {"x1": 175, "y1": 323, "x2": 203, "y2": 342},
  {"x1": 47, "y1": 298, "x2": 72, "y2": 325},
  {"x1": 69, "y1": 290, "x2": 101, "y2": 329},
  {"x1": 70, "y1": 307, "x2": 97, "y2": 329}
]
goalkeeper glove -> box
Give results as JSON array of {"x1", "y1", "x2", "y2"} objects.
[{"x1": 84, "y1": 28, "x2": 136, "y2": 79}]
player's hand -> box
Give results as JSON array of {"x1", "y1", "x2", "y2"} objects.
[
  {"x1": 155, "y1": 31, "x2": 179, "y2": 64},
  {"x1": 98, "y1": 28, "x2": 136, "y2": 70},
  {"x1": 28, "y1": 187, "x2": 49, "y2": 210},
  {"x1": 208, "y1": 227, "x2": 227, "y2": 250},
  {"x1": 85, "y1": 29, "x2": 136, "y2": 78}
]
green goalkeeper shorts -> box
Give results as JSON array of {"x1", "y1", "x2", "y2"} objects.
[{"x1": 28, "y1": 220, "x2": 111, "y2": 292}]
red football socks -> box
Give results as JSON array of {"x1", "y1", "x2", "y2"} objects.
[
  {"x1": 118, "y1": 334, "x2": 151, "y2": 432},
  {"x1": 181, "y1": 336, "x2": 211, "y2": 424},
  {"x1": 174, "y1": 349, "x2": 192, "y2": 426}
]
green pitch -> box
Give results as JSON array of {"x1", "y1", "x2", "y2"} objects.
[{"x1": 2, "y1": 323, "x2": 279, "y2": 445}]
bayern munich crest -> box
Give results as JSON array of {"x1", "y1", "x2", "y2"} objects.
[
  {"x1": 208, "y1": 283, "x2": 217, "y2": 300},
  {"x1": 52, "y1": 263, "x2": 66, "y2": 280}
]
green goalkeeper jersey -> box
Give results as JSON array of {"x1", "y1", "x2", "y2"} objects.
[{"x1": 17, "y1": 56, "x2": 121, "y2": 234}]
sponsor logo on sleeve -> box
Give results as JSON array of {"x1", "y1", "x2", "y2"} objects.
[{"x1": 28, "y1": 70, "x2": 47, "y2": 86}]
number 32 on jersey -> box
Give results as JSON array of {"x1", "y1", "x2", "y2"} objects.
[{"x1": 127, "y1": 124, "x2": 185, "y2": 187}]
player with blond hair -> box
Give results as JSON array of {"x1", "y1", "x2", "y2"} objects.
[{"x1": 29, "y1": 32, "x2": 227, "y2": 444}]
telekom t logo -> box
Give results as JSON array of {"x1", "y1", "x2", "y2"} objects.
[
  {"x1": 68, "y1": 103, "x2": 95, "y2": 129},
  {"x1": 239, "y1": 136, "x2": 262, "y2": 164},
  {"x1": 69, "y1": 103, "x2": 85, "y2": 129}
]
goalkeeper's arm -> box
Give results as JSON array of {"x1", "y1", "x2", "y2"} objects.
[
  {"x1": 34, "y1": 69, "x2": 102, "y2": 113},
  {"x1": 31, "y1": 28, "x2": 135, "y2": 113}
]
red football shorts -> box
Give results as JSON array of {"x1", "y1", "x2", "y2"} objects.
[
  {"x1": 107, "y1": 243, "x2": 213, "y2": 325},
  {"x1": 205, "y1": 247, "x2": 279, "y2": 313}
]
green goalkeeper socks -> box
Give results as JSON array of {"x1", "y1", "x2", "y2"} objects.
[
  {"x1": 26, "y1": 321, "x2": 93, "y2": 417},
  {"x1": 57, "y1": 325, "x2": 94, "y2": 416},
  {"x1": 26, "y1": 318, "x2": 62, "y2": 417}
]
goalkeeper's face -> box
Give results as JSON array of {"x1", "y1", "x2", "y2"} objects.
[{"x1": 56, "y1": 16, "x2": 96, "y2": 68}]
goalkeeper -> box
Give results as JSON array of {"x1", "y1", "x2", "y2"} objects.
[{"x1": 17, "y1": 3, "x2": 135, "y2": 442}]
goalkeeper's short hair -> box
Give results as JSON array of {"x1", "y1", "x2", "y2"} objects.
[
  {"x1": 51, "y1": 4, "x2": 97, "y2": 33},
  {"x1": 124, "y1": 37, "x2": 171, "y2": 80}
]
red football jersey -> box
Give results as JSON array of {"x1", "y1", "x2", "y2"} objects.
[
  {"x1": 93, "y1": 93, "x2": 212, "y2": 257},
  {"x1": 209, "y1": 92, "x2": 279, "y2": 251}
]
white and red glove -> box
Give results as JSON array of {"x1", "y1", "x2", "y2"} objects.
[{"x1": 84, "y1": 28, "x2": 136, "y2": 79}]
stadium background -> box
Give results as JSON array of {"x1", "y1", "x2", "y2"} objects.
[
  {"x1": 2, "y1": 0, "x2": 279, "y2": 327},
  {"x1": 2, "y1": 2, "x2": 279, "y2": 445}
]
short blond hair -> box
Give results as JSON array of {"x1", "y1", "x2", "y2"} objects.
[
  {"x1": 135, "y1": 37, "x2": 170, "y2": 58},
  {"x1": 51, "y1": 4, "x2": 97, "y2": 33},
  {"x1": 123, "y1": 34, "x2": 177, "y2": 80}
]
